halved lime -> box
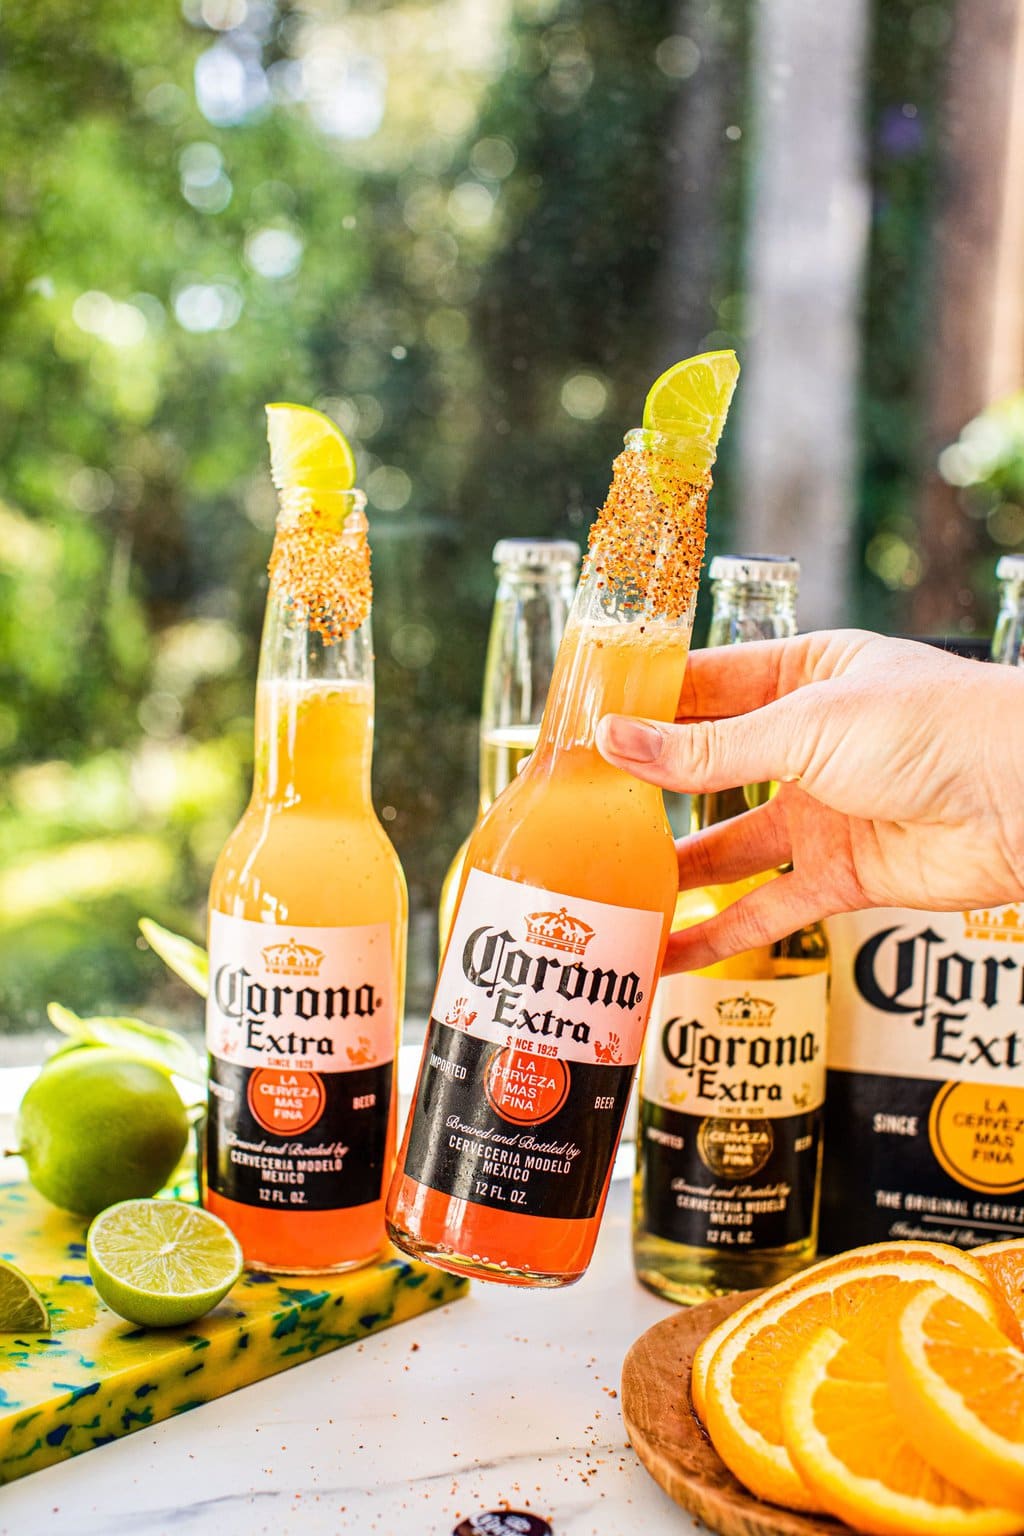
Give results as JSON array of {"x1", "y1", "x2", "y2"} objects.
[
  {"x1": 87, "y1": 1199, "x2": 243, "y2": 1328},
  {"x1": 642, "y1": 349, "x2": 740, "y2": 479},
  {"x1": 265, "y1": 402, "x2": 356, "y2": 491},
  {"x1": 0, "y1": 1257, "x2": 50, "y2": 1333},
  {"x1": 138, "y1": 917, "x2": 209, "y2": 1000}
]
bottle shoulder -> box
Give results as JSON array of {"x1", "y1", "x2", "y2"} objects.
[
  {"x1": 209, "y1": 801, "x2": 407, "y2": 924},
  {"x1": 463, "y1": 758, "x2": 678, "y2": 914},
  {"x1": 670, "y1": 871, "x2": 828, "y2": 979}
]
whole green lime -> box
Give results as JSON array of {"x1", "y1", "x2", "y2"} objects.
[{"x1": 16, "y1": 1050, "x2": 190, "y2": 1216}]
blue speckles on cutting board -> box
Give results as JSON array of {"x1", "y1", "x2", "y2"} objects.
[{"x1": 0, "y1": 1182, "x2": 467, "y2": 1484}]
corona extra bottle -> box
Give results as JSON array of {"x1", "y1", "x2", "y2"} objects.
[
  {"x1": 633, "y1": 556, "x2": 829, "y2": 1303},
  {"x1": 204, "y1": 404, "x2": 407, "y2": 1272},
  {"x1": 439, "y1": 539, "x2": 580, "y2": 953},
  {"x1": 819, "y1": 556, "x2": 1024, "y2": 1252},
  {"x1": 385, "y1": 350, "x2": 739, "y2": 1286}
]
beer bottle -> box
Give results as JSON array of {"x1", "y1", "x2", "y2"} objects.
[
  {"x1": 819, "y1": 556, "x2": 1024, "y2": 1253},
  {"x1": 439, "y1": 539, "x2": 580, "y2": 954},
  {"x1": 633, "y1": 556, "x2": 829, "y2": 1303},
  {"x1": 204, "y1": 405, "x2": 407, "y2": 1272},
  {"x1": 992, "y1": 553, "x2": 1024, "y2": 665},
  {"x1": 385, "y1": 349, "x2": 738, "y2": 1287}
]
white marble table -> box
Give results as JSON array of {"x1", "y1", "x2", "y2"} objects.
[{"x1": 0, "y1": 1167, "x2": 704, "y2": 1536}]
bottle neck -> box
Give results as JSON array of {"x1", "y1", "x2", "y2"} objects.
[
  {"x1": 706, "y1": 579, "x2": 797, "y2": 647},
  {"x1": 478, "y1": 563, "x2": 577, "y2": 810},
  {"x1": 530, "y1": 568, "x2": 692, "y2": 775},
  {"x1": 695, "y1": 576, "x2": 797, "y2": 831},
  {"x1": 992, "y1": 579, "x2": 1024, "y2": 666},
  {"x1": 252, "y1": 491, "x2": 374, "y2": 811},
  {"x1": 530, "y1": 431, "x2": 704, "y2": 777}
]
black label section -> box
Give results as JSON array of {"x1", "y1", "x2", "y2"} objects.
[
  {"x1": 820, "y1": 1068, "x2": 1024, "y2": 1251},
  {"x1": 206, "y1": 1057, "x2": 392, "y2": 1212},
  {"x1": 640, "y1": 1099, "x2": 821, "y2": 1250},
  {"x1": 402, "y1": 1020, "x2": 634, "y2": 1220}
]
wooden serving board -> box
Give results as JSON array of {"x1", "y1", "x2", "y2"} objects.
[
  {"x1": 621, "y1": 1292, "x2": 839, "y2": 1536},
  {"x1": 0, "y1": 1181, "x2": 467, "y2": 1485}
]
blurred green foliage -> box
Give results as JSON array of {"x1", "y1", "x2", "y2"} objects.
[
  {"x1": 938, "y1": 391, "x2": 1024, "y2": 588},
  {"x1": 3, "y1": 0, "x2": 1005, "y2": 1050},
  {"x1": 3, "y1": 0, "x2": 735, "y2": 1043}
]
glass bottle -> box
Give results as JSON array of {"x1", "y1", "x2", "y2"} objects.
[
  {"x1": 633, "y1": 555, "x2": 829, "y2": 1304},
  {"x1": 439, "y1": 538, "x2": 580, "y2": 953},
  {"x1": 204, "y1": 475, "x2": 407, "y2": 1273},
  {"x1": 819, "y1": 562, "x2": 1024, "y2": 1254},
  {"x1": 386, "y1": 427, "x2": 710, "y2": 1287},
  {"x1": 992, "y1": 553, "x2": 1024, "y2": 665}
]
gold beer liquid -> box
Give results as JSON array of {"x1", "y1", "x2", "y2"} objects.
[
  {"x1": 633, "y1": 557, "x2": 829, "y2": 1304},
  {"x1": 439, "y1": 541, "x2": 579, "y2": 954}
]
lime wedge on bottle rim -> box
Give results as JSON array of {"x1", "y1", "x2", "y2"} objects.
[
  {"x1": 265, "y1": 402, "x2": 356, "y2": 492},
  {"x1": 642, "y1": 349, "x2": 740, "y2": 480},
  {"x1": 0, "y1": 1257, "x2": 50, "y2": 1333},
  {"x1": 87, "y1": 1199, "x2": 243, "y2": 1329}
]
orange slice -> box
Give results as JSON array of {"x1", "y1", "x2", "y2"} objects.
[
  {"x1": 891, "y1": 1285, "x2": 1024, "y2": 1511},
  {"x1": 691, "y1": 1239, "x2": 992, "y2": 1428},
  {"x1": 782, "y1": 1306, "x2": 1024, "y2": 1536},
  {"x1": 703, "y1": 1253, "x2": 1001, "y2": 1512},
  {"x1": 974, "y1": 1239, "x2": 1024, "y2": 1347}
]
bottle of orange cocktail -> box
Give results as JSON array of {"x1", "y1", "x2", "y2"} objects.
[
  {"x1": 385, "y1": 352, "x2": 739, "y2": 1286},
  {"x1": 204, "y1": 405, "x2": 407, "y2": 1272}
]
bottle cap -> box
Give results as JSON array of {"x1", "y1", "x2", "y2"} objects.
[
  {"x1": 996, "y1": 553, "x2": 1024, "y2": 582},
  {"x1": 492, "y1": 538, "x2": 581, "y2": 570},
  {"x1": 709, "y1": 554, "x2": 800, "y2": 585}
]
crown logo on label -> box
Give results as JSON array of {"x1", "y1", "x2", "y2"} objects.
[
  {"x1": 524, "y1": 907, "x2": 596, "y2": 956},
  {"x1": 715, "y1": 993, "x2": 776, "y2": 1028},
  {"x1": 963, "y1": 905, "x2": 1024, "y2": 943},
  {"x1": 261, "y1": 939, "x2": 325, "y2": 976}
]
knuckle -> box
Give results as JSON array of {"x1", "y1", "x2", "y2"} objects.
[
  {"x1": 675, "y1": 720, "x2": 717, "y2": 785},
  {"x1": 677, "y1": 833, "x2": 716, "y2": 887}
]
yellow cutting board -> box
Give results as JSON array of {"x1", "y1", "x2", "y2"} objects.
[{"x1": 0, "y1": 1182, "x2": 467, "y2": 1484}]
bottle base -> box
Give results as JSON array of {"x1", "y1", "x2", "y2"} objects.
[
  {"x1": 633, "y1": 1234, "x2": 818, "y2": 1306},
  {"x1": 203, "y1": 1186, "x2": 389, "y2": 1275},
  {"x1": 243, "y1": 1248, "x2": 387, "y2": 1277},
  {"x1": 386, "y1": 1219, "x2": 583, "y2": 1288}
]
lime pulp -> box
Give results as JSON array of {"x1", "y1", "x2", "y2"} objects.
[
  {"x1": 0, "y1": 1257, "x2": 50, "y2": 1333},
  {"x1": 87, "y1": 1199, "x2": 243, "y2": 1328}
]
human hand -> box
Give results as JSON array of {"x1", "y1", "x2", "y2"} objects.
[{"x1": 595, "y1": 630, "x2": 1024, "y2": 972}]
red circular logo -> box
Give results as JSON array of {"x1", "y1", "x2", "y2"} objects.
[
  {"x1": 483, "y1": 1047, "x2": 570, "y2": 1126},
  {"x1": 247, "y1": 1068, "x2": 326, "y2": 1136}
]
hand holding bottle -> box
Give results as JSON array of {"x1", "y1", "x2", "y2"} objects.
[{"x1": 597, "y1": 629, "x2": 1024, "y2": 973}]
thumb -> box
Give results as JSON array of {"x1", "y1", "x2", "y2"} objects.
[{"x1": 596, "y1": 698, "x2": 807, "y2": 794}]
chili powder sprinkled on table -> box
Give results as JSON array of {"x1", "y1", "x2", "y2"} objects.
[
  {"x1": 268, "y1": 503, "x2": 372, "y2": 644},
  {"x1": 587, "y1": 444, "x2": 707, "y2": 621}
]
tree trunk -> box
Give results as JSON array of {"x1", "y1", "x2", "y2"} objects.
[
  {"x1": 912, "y1": 0, "x2": 1024, "y2": 633},
  {"x1": 736, "y1": 0, "x2": 871, "y2": 631}
]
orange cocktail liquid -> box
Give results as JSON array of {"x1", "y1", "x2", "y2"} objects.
[
  {"x1": 205, "y1": 673, "x2": 406, "y2": 1271},
  {"x1": 386, "y1": 615, "x2": 689, "y2": 1285}
]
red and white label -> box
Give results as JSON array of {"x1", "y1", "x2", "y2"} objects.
[
  {"x1": 206, "y1": 912, "x2": 396, "y2": 1075},
  {"x1": 433, "y1": 868, "x2": 664, "y2": 1067}
]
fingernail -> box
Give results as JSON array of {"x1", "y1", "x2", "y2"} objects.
[{"x1": 600, "y1": 717, "x2": 663, "y2": 763}]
